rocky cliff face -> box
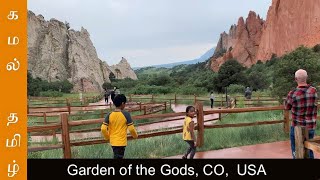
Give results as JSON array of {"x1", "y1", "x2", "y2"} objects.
[
  {"x1": 210, "y1": 11, "x2": 264, "y2": 72},
  {"x1": 28, "y1": 11, "x2": 137, "y2": 92},
  {"x1": 256, "y1": 0, "x2": 320, "y2": 61},
  {"x1": 109, "y1": 57, "x2": 138, "y2": 80},
  {"x1": 210, "y1": 0, "x2": 320, "y2": 72}
]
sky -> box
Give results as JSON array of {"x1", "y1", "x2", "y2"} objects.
[{"x1": 28, "y1": 0, "x2": 272, "y2": 67}]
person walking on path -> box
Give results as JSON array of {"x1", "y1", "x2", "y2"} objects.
[
  {"x1": 182, "y1": 105, "x2": 197, "y2": 159},
  {"x1": 244, "y1": 87, "x2": 252, "y2": 99},
  {"x1": 285, "y1": 69, "x2": 318, "y2": 159},
  {"x1": 104, "y1": 90, "x2": 110, "y2": 104},
  {"x1": 210, "y1": 92, "x2": 215, "y2": 108},
  {"x1": 101, "y1": 94, "x2": 138, "y2": 159}
]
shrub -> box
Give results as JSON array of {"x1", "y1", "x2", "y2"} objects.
[
  {"x1": 227, "y1": 84, "x2": 246, "y2": 94},
  {"x1": 39, "y1": 91, "x2": 63, "y2": 97}
]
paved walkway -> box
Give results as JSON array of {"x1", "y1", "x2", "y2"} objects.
[
  {"x1": 166, "y1": 140, "x2": 319, "y2": 159},
  {"x1": 137, "y1": 104, "x2": 219, "y2": 131}
]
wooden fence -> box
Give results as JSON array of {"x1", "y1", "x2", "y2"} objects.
[
  {"x1": 28, "y1": 101, "x2": 168, "y2": 125},
  {"x1": 28, "y1": 99, "x2": 301, "y2": 158},
  {"x1": 294, "y1": 126, "x2": 320, "y2": 159},
  {"x1": 28, "y1": 93, "x2": 104, "y2": 108}
]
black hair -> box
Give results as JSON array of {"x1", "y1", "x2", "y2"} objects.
[
  {"x1": 113, "y1": 94, "x2": 127, "y2": 107},
  {"x1": 186, "y1": 105, "x2": 195, "y2": 113}
]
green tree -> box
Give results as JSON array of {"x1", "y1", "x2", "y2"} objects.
[
  {"x1": 102, "y1": 82, "x2": 112, "y2": 90},
  {"x1": 109, "y1": 72, "x2": 116, "y2": 82},
  {"x1": 272, "y1": 46, "x2": 320, "y2": 101},
  {"x1": 216, "y1": 59, "x2": 247, "y2": 92}
]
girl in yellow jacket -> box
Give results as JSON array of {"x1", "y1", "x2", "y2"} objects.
[{"x1": 182, "y1": 105, "x2": 197, "y2": 159}]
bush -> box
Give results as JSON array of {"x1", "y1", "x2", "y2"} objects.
[
  {"x1": 175, "y1": 85, "x2": 207, "y2": 95},
  {"x1": 39, "y1": 91, "x2": 63, "y2": 97},
  {"x1": 227, "y1": 84, "x2": 245, "y2": 94},
  {"x1": 131, "y1": 85, "x2": 171, "y2": 94}
]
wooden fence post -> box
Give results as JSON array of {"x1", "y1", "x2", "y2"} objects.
[
  {"x1": 129, "y1": 94, "x2": 132, "y2": 102},
  {"x1": 218, "y1": 108, "x2": 222, "y2": 121},
  {"x1": 164, "y1": 102, "x2": 167, "y2": 111},
  {"x1": 151, "y1": 94, "x2": 154, "y2": 102},
  {"x1": 139, "y1": 102, "x2": 142, "y2": 112},
  {"x1": 283, "y1": 109, "x2": 290, "y2": 133},
  {"x1": 67, "y1": 101, "x2": 71, "y2": 115},
  {"x1": 60, "y1": 113, "x2": 71, "y2": 159},
  {"x1": 174, "y1": 94, "x2": 177, "y2": 104},
  {"x1": 43, "y1": 112, "x2": 47, "y2": 124},
  {"x1": 109, "y1": 102, "x2": 112, "y2": 110},
  {"x1": 194, "y1": 94, "x2": 197, "y2": 104},
  {"x1": 100, "y1": 110, "x2": 104, "y2": 118},
  {"x1": 196, "y1": 102, "x2": 204, "y2": 147},
  {"x1": 294, "y1": 126, "x2": 309, "y2": 159},
  {"x1": 144, "y1": 106, "x2": 147, "y2": 115},
  {"x1": 52, "y1": 130, "x2": 56, "y2": 139}
]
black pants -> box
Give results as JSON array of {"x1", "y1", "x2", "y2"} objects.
[
  {"x1": 105, "y1": 96, "x2": 109, "y2": 103},
  {"x1": 184, "y1": 140, "x2": 196, "y2": 159},
  {"x1": 112, "y1": 146, "x2": 126, "y2": 159},
  {"x1": 210, "y1": 99, "x2": 214, "y2": 108}
]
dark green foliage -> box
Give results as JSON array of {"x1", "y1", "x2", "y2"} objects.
[
  {"x1": 109, "y1": 72, "x2": 116, "y2": 82},
  {"x1": 216, "y1": 59, "x2": 247, "y2": 92},
  {"x1": 27, "y1": 71, "x2": 74, "y2": 96},
  {"x1": 227, "y1": 84, "x2": 246, "y2": 94},
  {"x1": 102, "y1": 82, "x2": 112, "y2": 90},
  {"x1": 272, "y1": 46, "x2": 320, "y2": 100},
  {"x1": 312, "y1": 44, "x2": 320, "y2": 53},
  {"x1": 39, "y1": 90, "x2": 63, "y2": 97}
]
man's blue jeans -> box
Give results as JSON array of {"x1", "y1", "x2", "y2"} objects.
[{"x1": 290, "y1": 126, "x2": 315, "y2": 159}]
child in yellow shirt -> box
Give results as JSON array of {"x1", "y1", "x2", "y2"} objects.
[
  {"x1": 101, "y1": 94, "x2": 138, "y2": 159},
  {"x1": 182, "y1": 105, "x2": 197, "y2": 159}
]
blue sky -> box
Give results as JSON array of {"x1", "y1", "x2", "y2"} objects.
[{"x1": 28, "y1": 0, "x2": 272, "y2": 67}]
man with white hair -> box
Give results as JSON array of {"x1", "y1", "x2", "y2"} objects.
[{"x1": 285, "y1": 69, "x2": 318, "y2": 159}]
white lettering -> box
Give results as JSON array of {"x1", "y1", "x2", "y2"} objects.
[
  {"x1": 160, "y1": 164, "x2": 194, "y2": 176},
  {"x1": 203, "y1": 164, "x2": 224, "y2": 176},
  {"x1": 67, "y1": 164, "x2": 115, "y2": 176},
  {"x1": 237, "y1": 164, "x2": 266, "y2": 176}
]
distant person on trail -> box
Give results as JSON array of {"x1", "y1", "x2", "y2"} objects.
[
  {"x1": 110, "y1": 87, "x2": 116, "y2": 103},
  {"x1": 182, "y1": 105, "x2": 197, "y2": 159},
  {"x1": 101, "y1": 94, "x2": 138, "y2": 159},
  {"x1": 210, "y1": 92, "x2": 215, "y2": 108},
  {"x1": 285, "y1": 69, "x2": 318, "y2": 159},
  {"x1": 104, "y1": 90, "x2": 110, "y2": 104},
  {"x1": 244, "y1": 87, "x2": 252, "y2": 99}
]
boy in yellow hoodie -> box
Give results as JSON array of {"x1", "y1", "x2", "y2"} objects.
[{"x1": 101, "y1": 94, "x2": 138, "y2": 159}]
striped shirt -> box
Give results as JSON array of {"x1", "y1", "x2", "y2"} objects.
[{"x1": 285, "y1": 85, "x2": 318, "y2": 129}]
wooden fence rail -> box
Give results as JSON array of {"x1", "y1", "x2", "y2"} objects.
[
  {"x1": 294, "y1": 126, "x2": 320, "y2": 159},
  {"x1": 28, "y1": 99, "x2": 296, "y2": 158}
]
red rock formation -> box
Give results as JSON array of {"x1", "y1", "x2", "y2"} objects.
[
  {"x1": 211, "y1": 11, "x2": 264, "y2": 72},
  {"x1": 256, "y1": 0, "x2": 320, "y2": 61},
  {"x1": 210, "y1": 0, "x2": 320, "y2": 72}
]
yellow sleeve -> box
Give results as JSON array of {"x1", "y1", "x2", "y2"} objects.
[
  {"x1": 101, "y1": 122, "x2": 109, "y2": 141},
  {"x1": 128, "y1": 124, "x2": 138, "y2": 138}
]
